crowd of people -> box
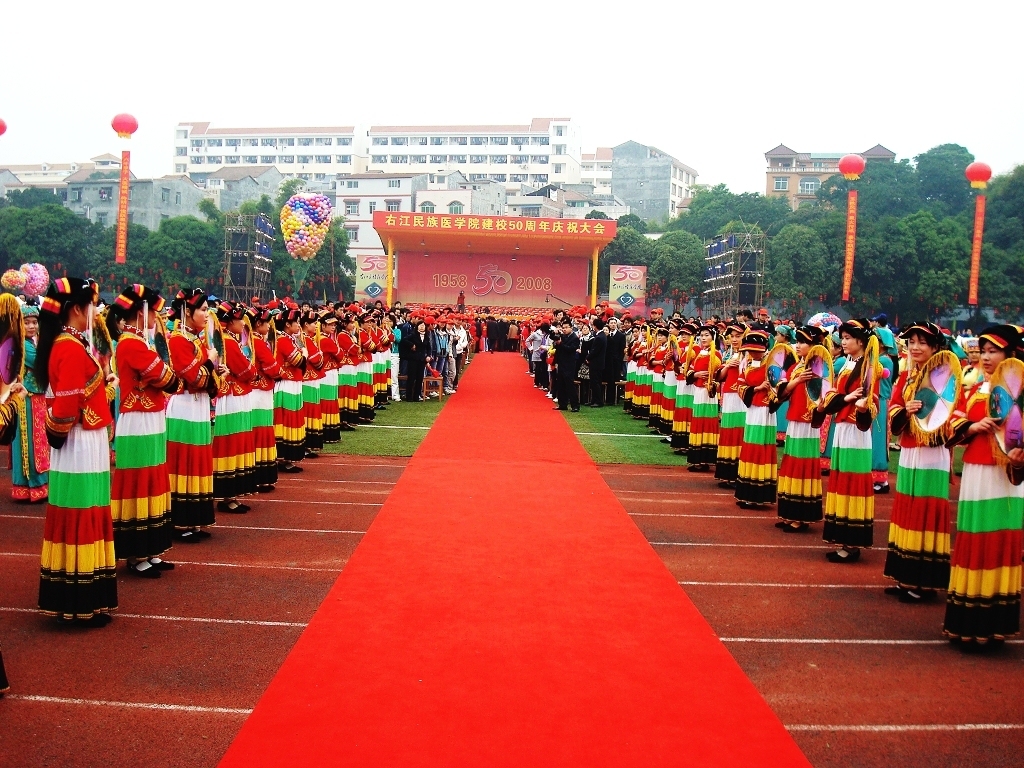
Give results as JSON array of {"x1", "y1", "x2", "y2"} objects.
[
  {"x1": 518, "y1": 303, "x2": 1024, "y2": 652},
  {"x1": 0, "y1": 280, "x2": 492, "y2": 695}
]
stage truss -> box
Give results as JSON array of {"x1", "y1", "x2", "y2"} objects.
[
  {"x1": 702, "y1": 228, "x2": 767, "y2": 318},
  {"x1": 222, "y1": 213, "x2": 275, "y2": 303}
]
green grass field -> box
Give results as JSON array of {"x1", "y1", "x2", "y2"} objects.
[
  {"x1": 321, "y1": 398, "x2": 445, "y2": 457},
  {"x1": 559, "y1": 403, "x2": 688, "y2": 466}
]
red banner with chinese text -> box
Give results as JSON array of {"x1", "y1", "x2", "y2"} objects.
[
  {"x1": 114, "y1": 150, "x2": 131, "y2": 264},
  {"x1": 398, "y1": 251, "x2": 588, "y2": 308},
  {"x1": 968, "y1": 194, "x2": 986, "y2": 307},
  {"x1": 841, "y1": 189, "x2": 858, "y2": 302}
]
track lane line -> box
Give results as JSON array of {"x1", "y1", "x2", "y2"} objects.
[
  {"x1": 0, "y1": 606, "x2": 307, "y2": 627},
  {"x1": 722, "y1": 637, "x2": 1023, "y2": 645},
  {"x1": 0, "y1": 552, "x2": 339, "y2": 571},
  {"x1": 0, "y1": 517, "x2": 366, "y2": 534},
  {"x1": 787, "y1": 723, "x2": 1024, "y2": 732},
  {"x1": 5, "y1": 694, "x2": 252, "y2": 715},
  {"x1": 680, "y1": 581, "x2": 884, "y2": 589}
]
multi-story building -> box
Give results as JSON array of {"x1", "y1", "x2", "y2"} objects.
[
  {"x1": 0, "y1": 154, "x2": 124, "y2": 200},
  {"x1": 202, "y1": 166, "x2": 285, "y2": 212},
  {"x1": 174, "y1": 122, "x2": 363, "y2": 183},
  {"x1": 364, "y1": 118, "x2": 581, "y2": 193},
  {"x1": 336, "y1": 173, "x2": 429, "y2": 264},
  {"x1": 611, "y1": 141, "x2": 698, "y2": 222},
  {"x1": 414, "y1": 173, "x2": 506, "y2": 217},
  {"x1": 507, "y1": 183, "x2": 629, "y2": 220},
  {"x1": 64, "y1": 172, "x2": 206, "y2": 230},
  {"x1": 580, "y1": 147, "x2": 613, "y2": 196},
  {"x1": 765, "y1": 143, "x2": 896, "y2": 210}
]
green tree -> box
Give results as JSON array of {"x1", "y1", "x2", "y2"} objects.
[
  {"x1": 0, "y1": 204, "x2": 102, "y2": 276},
  {"x1": 817, "y1": 159, "x2": 921, "y2": 221},
  {"x1": 647, "y1": 230, "x2": 705, "y2": 311},
  {"x1": 666, "y1": 184, "x2": 792, "y2": 240},
  {"x1": 915, "y1": 143, "x2": 974, "y2": 217},
  {"x1": 598, "y1": 226, "x2": 655, "y2": 294},
  {"x1": 4, "y1": 188, "x2": 65, "y2": 209},
  {"x1": 585, "y1": 209, "x2": 610, "y2": 220},
  {"x1": 198, "y1": 197, "x2": 224, "y2": 226},
  {"x1": 616, "y1": 213, "x2": 647, "y2": 234},
  {"x1": 765, "y1": 224, "x2": 833, "y2": 318}
]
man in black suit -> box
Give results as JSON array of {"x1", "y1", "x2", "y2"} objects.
[
  {"x1": 604, "y1": 316, "x2": 626, "y2": 405},
  {"x1": 485, "y1": 315, "x2": 499, "y2": 353},
  {"x1": 587, "y1": 318, "x2": 608, "y2": 407},
  {"x1": 496, "y1": 316, "x2": 510, "y2": 352},
  {"x1": 552, "y1": 318, "x2": 580, "y2": 412}
]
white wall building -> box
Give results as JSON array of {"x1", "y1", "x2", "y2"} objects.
[
  {"x1": 364, "y1": 118, "x2": 581, "y2": 194},
  {"x1": 580, "y1": 147, "x2": 613, "y2": 196},
  {"x1": 336, "y1": 173, "x2": 429, "y2": 265},
  {"x1": 174, "y1": 122, "x2": 364, "y2": 183}
]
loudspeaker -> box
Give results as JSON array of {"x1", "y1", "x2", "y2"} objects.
[{"x1": 738, "y1": 250, "x2": 758, "y2": 306}]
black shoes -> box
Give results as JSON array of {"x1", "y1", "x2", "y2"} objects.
[
  {"x1": 128, "y1": 562, "x2": 161, "y2": 578},
  {"x1": 217, "y1": 500, "x2": 250, "y2": 514},
  {"x1": 279, "y1": 462, "x2": 304, "y2": 473},
  {"x1": 826, "y1": 548, "x2": 860, "y2": 563},
  {"x1": 781, "y1": 522, "x2": 809, "y2": 533},
  {"x1": 148, "y1": 559, "x2": 174, "y2": 571}
]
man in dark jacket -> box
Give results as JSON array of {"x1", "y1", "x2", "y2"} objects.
[
  {"x1": 552, "y1": 318, "x2": 581, "y2": 411},
  {"x1": 587, "y1": 318, "x2": 608, "y2": 407},
  {"x1": 496, "y1": 317, "x2": 510, "y2": 352},
  {"x1": 485, "y1": 316, "x2": 499, "y2": 353},
  {"x1": 604, "y1": 317, "x2": 626, "y2": 405}
]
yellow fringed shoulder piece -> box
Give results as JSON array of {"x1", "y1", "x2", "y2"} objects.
[
  {"x1": 0, "y1": 294, "x2": 26, "y2": 381},
  {"x1": 903, "y1": 350, "x2": 963, "y2": 447},
  {"x1": 859, "y1": 335, "x2": 882, "y2": 419}
]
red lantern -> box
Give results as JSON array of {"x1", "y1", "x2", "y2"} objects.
[
  {"x1": 0, "y1": 118, "x2": 6, "y2": 137},
  {"x1": 965, "y1": 162, "x2": 992, "y2": 190},
  {"x1": 838, "y1": 154, "x2": 866, "y2": 181},
  {"x1": 111, "y1": 113, "x2": 138, "y2": 139}
]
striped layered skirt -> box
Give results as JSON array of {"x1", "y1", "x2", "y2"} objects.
[
  {"x1": 624, "y1": 361, "x2": 636, "y2": 412},
  {"x1": 356, "y1": 361, "x2": 375, "y2": 421},
  {"x1": 661, "y1": 371, "x2": 677, "y2": 435},
  {"x1": 944, "y1": 463, "x2": 1023, "y2": 641},
  {"x1": 714, "y1": 392, "x2": 745, "y2": 481},
  {"x1": 884, "y1": 445, "x2": 952, "y2": 589},
  {"x1": 213, "y1": 392, "x2": 256, "y2": 500},
  {"x1": 111, "y1": 410, "x2": 172, "y2": 560},
  {"x1": 823, "y1": 422, "x2": 874, "y2": 547},
  {"x1": 688, "y1": 386, "x2": 720, "y2": 465},
  {"x1": 373, "y1": 351, "x2": 388, "y2": 405},
  {"x1": 167, "y1": 392, "x2": 215, "y2": 529},
  {"x1": 339, "y1": 364, "x2": 359, "y2": 425},
  {"x1": 273, "y1": 380, "x2": 306, "y2": 462},
  {"x1": 671, "y1": 381, "x2": 693, "y2": 452},
  {"x1": 320, "y1": 369, "x2": 341, "y2": 443},
  {"x1": 250, "y1": 388, "x2": 277, "y2": 488},
  {"x1": 631, "y1": 364, "x2": 650, "y2": 419},
  {"x1": 735, "y1": 405, "x2": 778, "y2": 504},
  {"x1": 777, "y1": 420, "x2": 823, "y2": 523},
  {"x1": 39, "y1": 425, "x2": 118, "y2": 619},
  {"x1": 302, "y1": 380, "x2": 324, "y2": 451},
  {"x1": 648, "y1": 371, "x2": 664, "y2": 429}
]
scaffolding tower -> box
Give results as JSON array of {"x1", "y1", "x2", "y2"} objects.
[
  {"x1": 222, "y1": 213, "x2": 275, "y2": 303},
  {"x1": 702, "y1": 228, "x2": 767, "y2": 318}
]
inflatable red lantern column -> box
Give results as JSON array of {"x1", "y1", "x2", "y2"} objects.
[
  {"x1": 965, "y1": 161, "x2": 992, "y2": 307},
  {"x1": 838, "y1": 154, "x2": 866, "y2": 302},
  {"x1": 111, "y1": 113, "x2": 138, "y2": 264}
]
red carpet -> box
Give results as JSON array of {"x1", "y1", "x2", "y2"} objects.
[{"x1": 219, "y1": 355, "x2": 810, "y2": 767}]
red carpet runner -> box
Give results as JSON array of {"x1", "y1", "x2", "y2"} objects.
[{"x1": 219, "y1": 354, "x2": 810, "y2": 767}]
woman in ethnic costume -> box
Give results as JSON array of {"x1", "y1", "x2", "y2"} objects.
[
  {"x1": 317, "y1": 312, "x2": 342, "y2": 444},
  {"x1": 248, "y1": 307, "x2": 281, "y2": 492},
  {"x1": 631, "y1": 322, "x2": 650, "y2": 420},
  {"x1": 212, "y1": 301, "x2": 258, "y2": 513},
  {"x1": 944, "y1": 325, "x2": 1024, "y2": 647},
  {"x1": 814, "y1": 318, "x2": 878, "y2": 563},
  {"x1": 671, "y1": 322, "x2": 697, "y2": 453},
  {"x1": 11, "y1": 303, "x2": 49, "y2": 503},
  {"x1": 883, "y1": 322, "x2": 962, "y2": 602},
  {"x1": 660, "y1": 326, "x2": 678, "y2": 437},
  {"x1": 872, "y1": 327, "x2": 898, "y2": 493},
  {"x1": 274, "y1": 308, "x2": 307, "y2": 472},
  {"x1": 370, "y1": 314, "x2": 390, "y2": 409},
  {"x1": 36, "y1": 277, "x2": 118, "y2": 625},
  {"x1": 773, "y1": 324, "x2": 796, "y2": 446},
  {"x1": 647, "y1": 327, "x2": 670, "y2": 432},
  {"x1": 774, "y1": 325, "x2": 828, "y2": 532},
  {"x1": 336, "y1": 313, "x2": 360, "y2": 430},
  {"x1": 686, "y1": 325, "x2": 722, "y2": 472},
  {"x1": 356, "y1": 314, "x2": 377, "y2": 422},
  {"x1": 166, "y1": 289, "x2": 220, "y2": 543},
  {"x1": 623, "y1": 317, "x2": 637, "y2": 414},
  {"x1": 300, "y1": 310, "x2": 325, "y2": 456},
  {"x1": 107, "y1": 285, "x2": 180, "y2": 577},
  {"x1": 714, "y1": 322, "x2": 746, "y2": 487},
  {"x1": 734, "y1": 329, "x2": 777, "y2": 509}
]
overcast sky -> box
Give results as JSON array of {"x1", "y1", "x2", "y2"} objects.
[{"x1": 2, "y1": 0, "x2": 1021, "y2": 193}]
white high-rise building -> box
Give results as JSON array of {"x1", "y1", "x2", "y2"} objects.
[
  {"x1": 580, "y1": 147, "x2": 613, "y2": 196},
  {"x1": 174, "y1": 122, "x2": 363, "y2": 182},
  {"x1": 364, "y1": 118, "x2": 581, "y2": 193}
]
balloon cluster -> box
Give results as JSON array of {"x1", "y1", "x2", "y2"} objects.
[
  {"x1": 20, "y1": 263, "x2": 49, "y2": 298},
  {"x1": 280, "y1": 193, "x2": 333, "y2": 261},
  {"x1": 0, "y1": 263, "x2": 50, "y2": 297},
  {"x1": 1, "y1": 270, "x2": 26, "y2": 292}
]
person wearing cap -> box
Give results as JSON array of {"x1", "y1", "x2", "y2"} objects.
[
  {"x1": 356, "y1": 314, "x2": 377, "y2": 419},
  {"x1": 871, "y1": 328, "x2": 897, "y2": 494},
  {"x1": 734, "y1": 329, "x2": 778, "y2": 508},
  {"x1": 774, "y1": 326, "x2": 828, "y2": 531},
  {"x1": 299, "y1": 311, "x2": 326, "y2": 457},
  {"x1": 944, "y1": 324, "x2": 1024, "y2": 647},
  {"x1": 659, "y1": 322, "x2": 678, "y2": 431},
  {"x1": 961, "y1": 337, "x2": 982, "y2": 389},
  {"x1": 647, "y1": 327, "x2": 671, "y2": 427},
  {"x1": 384, "y1": 314, "x2": 402, "y2": 401},
  {"x1": 336, "y1": 314, "x2": 361, "y2": 420},
  {"x1": 107, "y1": 285, "x2": 180, "y2": 577},
  {"x1": 249, "y1": 307, "x2": 283, "y2": 491},
  {"x1": 273, "y1": 308, "x2": 307, "y2": 473},
  {"x1": 11, "y1": 302, "x2": 49, "y2": 503},
  {"x1": 622, "y1": 316, "x2": 638, "y2": 414},
  {"x1": 212, "y1": 301, "x2": 259, "y2": 514},
  {"x1": 814, "y1": 318, "x2": 879, "y2": 563},
  {"x1": 686, "y1": 325, "x2": 722, "y2": 471},
  {"x1": 714, "y1": 322, "x2": 747, "y2": 486},
  {"x1": 674, "y1": 322, "x2": 701, "y2": 453},
  {"x1": 773, "y1": 325, "x2": 797, "y2": 446}
]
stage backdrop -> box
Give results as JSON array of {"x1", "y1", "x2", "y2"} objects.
[
  {"x1": 355, "y1": 252, "x2": 389, "y2": 303},
  {"x1": 397, "y1": 252, "x2": 589, "y2": 308},
  {"x1": 609, "y1": 264, "x2": 648, "y2": 316}
]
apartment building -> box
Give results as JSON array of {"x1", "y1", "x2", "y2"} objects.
[
  {"x1": 611, "y1": 141, "x2": 698, "y2": 222},
  {"x1": 64, "y1": 172, "x2": 206, "y2": 230},
  {"x1": 336, "y1": 173, "x2": 428, "y2": 264},
  {"x1": 364, "y1": 118, "x2": 581, "y2": 193},
  {"x1": 580, "y1": 147, "x2": 613, "y2": 196},
  {"x1": 174, "y1": 122, "x2": 363, "y2": 183},
  {"x1": 765, "y1": 143, "x2": 896, "y2": 209}
]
